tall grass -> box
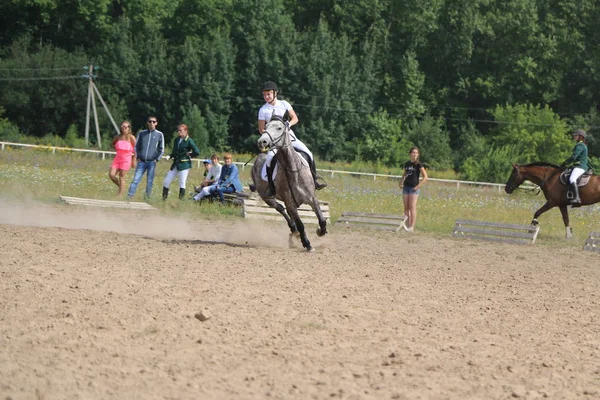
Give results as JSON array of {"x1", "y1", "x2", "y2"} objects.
[{"x1": 2, "y1": 146, "x2": 599, "y2": 246}]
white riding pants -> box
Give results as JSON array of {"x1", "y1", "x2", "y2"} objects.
[
  {"x1": 569, "y1": 167, "x2": 585, "y2": 184},
  {"x1": 193, "y1": 183, "x2": 217, "y2": 201},
  {"x1": 163, "y1": 167, "x2": 190, "y2": 189}
]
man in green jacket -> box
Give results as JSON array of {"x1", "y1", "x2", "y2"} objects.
[{"x1": 162, "y1": 124, "x2": 201, "y2": 200}]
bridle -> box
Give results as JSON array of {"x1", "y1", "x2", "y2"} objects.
[
  {"x1": 263, "y1": 121, "x2": 290, "y2": 150},
  {"x1": 508, "y1": 165, "x2": 557, "y2": 195}
]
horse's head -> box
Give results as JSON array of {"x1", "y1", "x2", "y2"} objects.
[
  {"x1": 505, "y1": 164, "x2": 523, "y2": 194},
  {"x1": 257, "y1": 116, "x2": 288, "y2": 152}
]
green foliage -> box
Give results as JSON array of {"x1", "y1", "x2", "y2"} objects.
[
  {"x1": 488, "y1": 103, "x2": 571, "y2": 164},
  {"x1": 3, "y1": 0, "x2": 600, "y2": 183},
  {"x1": 454, "y1": 120, "x2": 487, "y2": 171},
  {"x1": 0, "y1": 114, "x2": 23, "y2": 142},
  {"x1": 461, "y1": 145, "x2": 519, "y2": 183},
  {"x1": 407, "y1": 116, "x2": 453, "y2": 170},
  {"x1": 357, "y1": 109, "x2": 410, "y2": 166}
]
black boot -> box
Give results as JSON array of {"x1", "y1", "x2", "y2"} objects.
[
  {"x1": 569, "y1": 183, "x2": 581, "y2": 206},
  {"x1": 310, "y1": 159, "x2": 327, "y2": 190},
  {"x1": 264, "y1": 165, "x2": 276, "y2": 199},
  {"x1": 162, "y1": 187, "x2": 169, "y2": 200},
  {"x1": 179, "y1": 188, "x2": 185, "y2": 200}
]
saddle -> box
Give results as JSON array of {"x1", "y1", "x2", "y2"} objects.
[{"x1": 559, "y1": 168, "x2": 593, "y2": 187}]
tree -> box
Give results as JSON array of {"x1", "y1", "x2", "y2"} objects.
[{"x1": 488, "y1": 103, "x2": 571, "y2": 164}]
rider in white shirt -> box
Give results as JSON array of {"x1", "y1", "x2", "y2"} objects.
[{"x1": 257, "y1": 81, "x2": 326, "y2": 197}]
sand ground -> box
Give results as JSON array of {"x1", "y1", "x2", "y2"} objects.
[{"x1": 0, "y1": 200, "x2": 599, "y2": 400}]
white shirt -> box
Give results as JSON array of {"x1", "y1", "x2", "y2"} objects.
[
  {"x1": 208, "y1": 163, "x2": 222, "y2": 181},
  {"x1": 258, "y1": 99, "x2": 293, "y2": 123}
]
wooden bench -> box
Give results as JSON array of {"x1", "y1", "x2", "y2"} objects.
[
  {"x1": 452, "y1": 219, "x2": 539, "y2": 245},
  {"x1": 59, "y1": 196, "x2": 156, "y2": 210},
  {"x1": 583, "y1": 231, "x2": 600, "y2": 252},
  {"x1": 335, "y1": 212, "x2": 407, "y2": 232},
  {"x1": 241, "y1": 196, "x2": 330, "y2": 225}
]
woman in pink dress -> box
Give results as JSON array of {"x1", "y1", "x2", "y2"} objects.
[{"x1": 109, "y1": 121, "x2": 137, "y2": 196}]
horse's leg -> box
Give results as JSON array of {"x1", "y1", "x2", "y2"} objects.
[
  {"x1": 264, "y1": 198, "x2": 297, "y2": 234},
  {"x1": 530, "y1": 201, "x2": 556, "y2": 226},
  {"x1": 287, "y1": 208, "x2": 312, "y2": 251},
  {"x1": 308, "y1": 196, "x2": 328, "y2": 237},
  {"x1": 558, "y1": 205, "x2": 572, "y2": 238}
]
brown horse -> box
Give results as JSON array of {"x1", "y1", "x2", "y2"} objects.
[{"x1": 504, "y1": 162, "x2": 600, "y2": 237}]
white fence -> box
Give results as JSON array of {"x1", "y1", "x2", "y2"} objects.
[{"x1": 0, "y1": 141, "x2": 509, "y2": 191}]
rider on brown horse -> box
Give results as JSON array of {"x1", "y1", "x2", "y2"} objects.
[{"x1": 561, "y1": 129, "x2": 589, "y2": 206}]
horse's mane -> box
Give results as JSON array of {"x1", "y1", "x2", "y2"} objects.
[
  {"x1": 269, "y1": 115, "x2": 285, "y2": 123},
  {"x1": 523, "y1": 161, "x2": 561, "y2": 168}
]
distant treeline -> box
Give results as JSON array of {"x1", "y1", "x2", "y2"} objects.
[{"x1": 1, "y1": 0, "x2": 599, "y2": 182}]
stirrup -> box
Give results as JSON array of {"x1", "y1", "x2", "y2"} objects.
[
  {"x1": 314, "y1": 177, "x2": 327, "y2": 190},
  {"x1": 315, "y1": 181, "x2": 327, "y2": 190}
]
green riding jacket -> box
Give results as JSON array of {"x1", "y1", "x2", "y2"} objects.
[
  {"x1": 169, "y1": 135, "x2": 200, "y2": 171},
  {"x1": 564, "y1": 141, "x2": 589, "y2": 171}
]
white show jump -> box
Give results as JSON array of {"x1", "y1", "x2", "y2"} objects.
[
  {"x1": 583, "y1": 231, "x2": 600, "y2": 252},
  {"x1": 59, "y1": 196, "x2": 156, "y2": 210},
  {"x1": 452, "y1": 219, "x2": 539, "y2": 245},
  {"x1": 335, "y1": 212, "x2": 407, "y2": 232}
]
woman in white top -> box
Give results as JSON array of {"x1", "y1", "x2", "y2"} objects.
[{"x1": 257, "y1": 81, "x2": 326, "y2": 197}]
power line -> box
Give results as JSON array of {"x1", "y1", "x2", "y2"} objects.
[
  {"x1": 0, "y1": 67, "x2": 84, "y2": 72},
  {"x1": 0, "y1": 75, "x2": 83, "y2": 81},
  {"x1": 1, "y1": 68, "x2": 597, "y2": 129}
]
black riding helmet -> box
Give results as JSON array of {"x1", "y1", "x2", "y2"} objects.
[
  {"x1": 261, "y1": 81, "x2": 278, "y2": 92},
  {"x1": 573, "y1": 129, "x2": 587, "y2": 138}
]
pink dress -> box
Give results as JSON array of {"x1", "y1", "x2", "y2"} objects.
[{"x1": 111, "y1": 140, "x2": 134, "y2": 171}]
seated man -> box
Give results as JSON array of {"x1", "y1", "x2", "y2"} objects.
[
  {"x1": 207, "y1": 153, "x2": 243, "y2": 204},
  {"x1": 192, "y1": 155, "x2": 223, "y2": 201}
]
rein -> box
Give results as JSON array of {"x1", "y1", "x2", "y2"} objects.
[{"x1": 512, "y1": 165, "x2": 560, "y2": 196}]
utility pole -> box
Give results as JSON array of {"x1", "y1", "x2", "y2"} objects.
[{"x1": 83, "y1": 65, "x2": 120, "y2": 148}]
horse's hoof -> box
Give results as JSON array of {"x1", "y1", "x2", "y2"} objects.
[
  {"x1": 306, "y1": 247, "x2": 315, "y2": 252},
  {"x1": 316, "y1": 228, "x2": 327, "y2": 237},
  {"x1": 531, "y1": 219, "x2": 539, "y2": 226}
]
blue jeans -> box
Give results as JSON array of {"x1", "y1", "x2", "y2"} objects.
[
  {"x1": 127, "y1": 160, "x2": 157, "y2": 199},
  {"x1": 209, "y1": 185, "x2": 235, "y2": 203},
  {"x1": 402, "y1": 185, "x2": 420, "y2": 195}
]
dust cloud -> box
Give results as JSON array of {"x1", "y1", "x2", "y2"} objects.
[{"x1": 0, "y1": 196, "x2": 292, "y2": 249}]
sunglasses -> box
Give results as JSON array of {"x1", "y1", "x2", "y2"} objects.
[{"x1": 147, "y1": 120, "x2": 157, "y2": 123}]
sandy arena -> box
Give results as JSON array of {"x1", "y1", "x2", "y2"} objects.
[{"x1": 0, "y1": 200, "x2": 599, "y2": 399}]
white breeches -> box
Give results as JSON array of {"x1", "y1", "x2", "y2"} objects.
[
  {"x1": 569, "y1": 167, "x2": 585, "y2": 184},
  {"x1": 163, "y1": 167, "x2": 190, "y2": 189},
  {"x1": 261, "y1": 137, "x2": 313, "y2": 181},
  {"x1": 193, "y1": 184, "x2": 216, "y2": 201}
]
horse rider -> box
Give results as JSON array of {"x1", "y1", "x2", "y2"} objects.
[
  {"x1": 561, "y1": 129, "x2": 589, "y2": 206},
  {"x1": 257, "y1": 80, "x2": 327, "y2": 198}
]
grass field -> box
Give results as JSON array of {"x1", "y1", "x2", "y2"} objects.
[{"x1": 1, "y1": 146, "x2": 599, "y2": 247}]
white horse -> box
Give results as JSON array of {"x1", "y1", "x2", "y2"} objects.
[{"x1": 251, "y1": 116, "x2": 327, "y2": 251}]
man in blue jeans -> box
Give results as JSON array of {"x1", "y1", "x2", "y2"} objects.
[{"x1": 127, "y1": 116, "x2": 164, "y2": 200}]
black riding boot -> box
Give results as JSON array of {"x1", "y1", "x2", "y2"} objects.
[
  {"x1": 179, "y1": 188, "x2": 185, "y2": 200},
  {"x1": 162, "y1": 187, "x2": 169, "y2": 200},
  {"x1": 310, "y1": 159, "x2": 327, "y2": 190},
  {"x1": 569, "y1": 183, "x2": 581, "y2": 206},
  {"x1": 264, "y1": 166, "x2": 276, "y2": 199}
]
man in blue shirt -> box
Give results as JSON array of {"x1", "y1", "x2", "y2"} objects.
[{"x1": 127, "y1": 115, "x2": 164, "y2": 200}]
